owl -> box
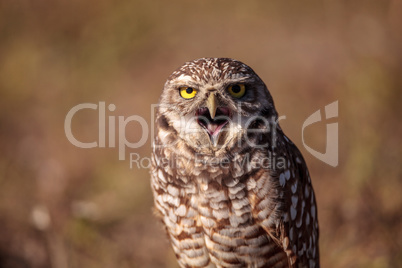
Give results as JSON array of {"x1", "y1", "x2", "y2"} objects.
[{"x1": 151, "y1": 58, "x2": 319, "y2": 268}]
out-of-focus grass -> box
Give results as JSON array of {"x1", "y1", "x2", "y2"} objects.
[{"x1": 0, "y1": 1, "x2": 401, "y2": 267}]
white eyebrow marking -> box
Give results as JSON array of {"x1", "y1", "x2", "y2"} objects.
[{"x1": 175, "y1": 74, "x2": 197, "y2": 83}]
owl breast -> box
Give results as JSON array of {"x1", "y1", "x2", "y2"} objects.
[{"x1": 151, "y1": 143, "x2": 289, "y2": 268}]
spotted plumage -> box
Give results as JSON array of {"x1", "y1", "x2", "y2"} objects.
[{"x1": 151, "y1": 58, "x2": 319, "y2": 267}]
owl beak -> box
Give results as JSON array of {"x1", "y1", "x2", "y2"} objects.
[
  {"x1": 196, "y1": 102, "x2": 231, "y2": 148},
  {"x1": 206, "y1": 93, "x2": 217, "y2": 119}
]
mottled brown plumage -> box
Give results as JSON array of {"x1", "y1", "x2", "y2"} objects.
[{"x1": 151, "y1": 58, "x2": 319, "y2": 267}]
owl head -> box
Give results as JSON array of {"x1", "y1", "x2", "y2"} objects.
[{"x1": 157, "y1": 58, "x2": 278, "y2": 157}]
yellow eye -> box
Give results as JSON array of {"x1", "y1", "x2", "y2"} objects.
[
  {"x1": 227, "y1": 84, "x2": 246, "y2": 98},
  {"x1": 179, "y1": 87, "x2": 197, "y2": 99}
]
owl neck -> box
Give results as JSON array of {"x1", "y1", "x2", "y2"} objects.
[{"x1": 154, "y1": 126, "x2": 287, "y2": 185}]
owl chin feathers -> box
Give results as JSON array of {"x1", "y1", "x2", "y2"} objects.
[
  {"x1": 175, "y1": 114, "x2": 240, "y2": 156},
  {"x1": 169, "y1": 109, "x2": 263, "y2": 158},
  {"x1": 162, "y1": 102, "x2": 274, "y2": 158}
]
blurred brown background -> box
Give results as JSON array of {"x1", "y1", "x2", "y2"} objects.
[{"x1": 1, "y1": 1, "x2": 401, "y2": 267}]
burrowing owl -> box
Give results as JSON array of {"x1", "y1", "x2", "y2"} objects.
[{"x1": 151, "y1": 58, "x2": 319, "y2": 267}]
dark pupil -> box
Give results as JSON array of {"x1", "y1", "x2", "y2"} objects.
[
  {"x1": 186, "y1": 87, "x2": 193, "y2": 94},
  {"x1": 232, "y1": 85, "x2": 241, "y2": 93}
]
